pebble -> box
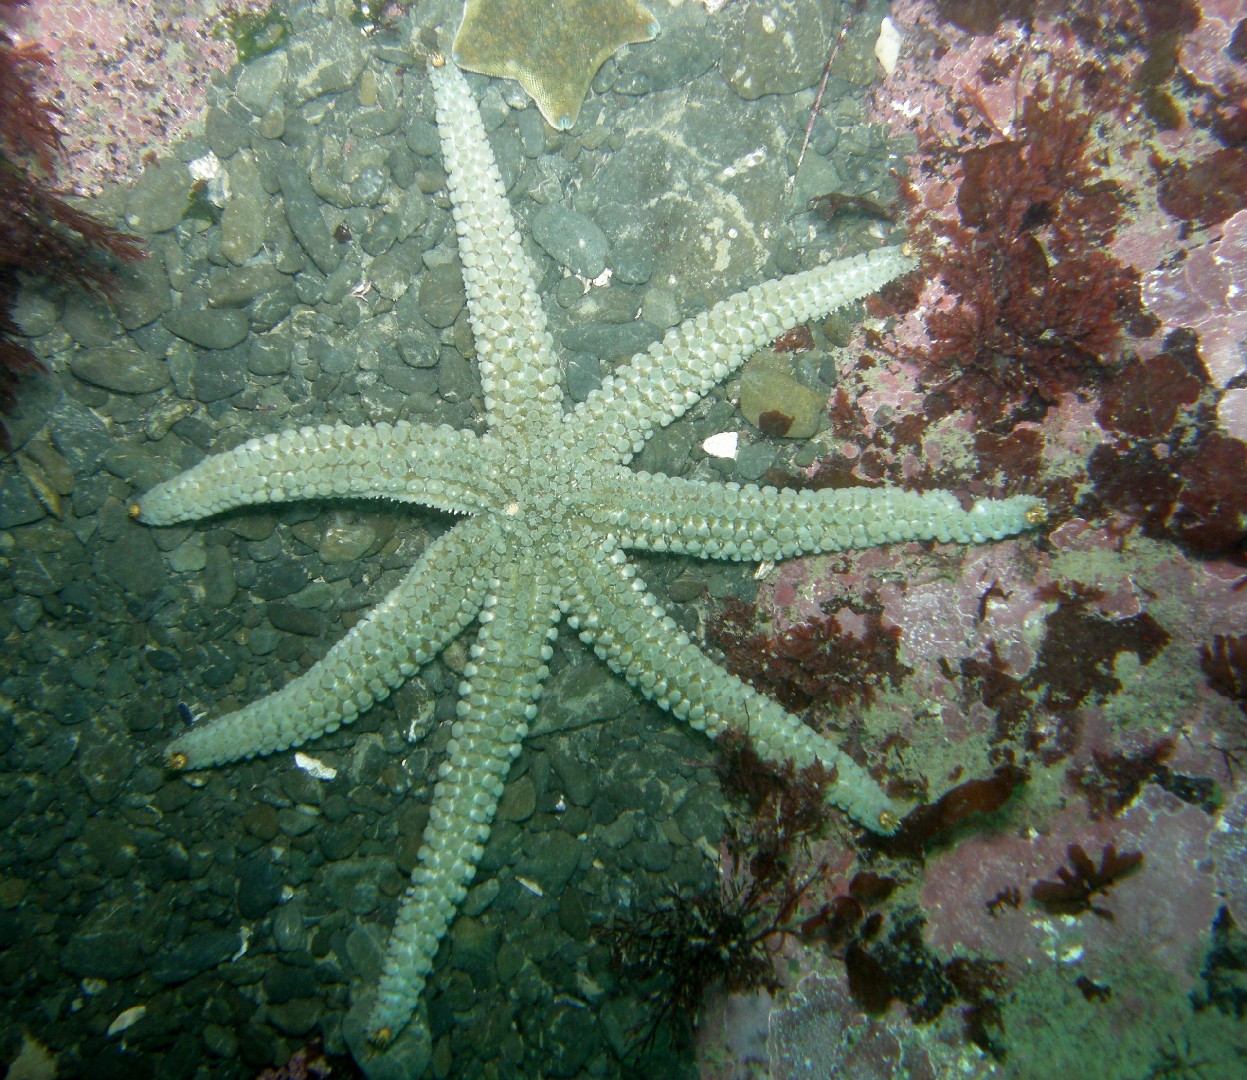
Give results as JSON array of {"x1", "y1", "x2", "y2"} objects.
[
  {"x1": 249, "y1": 559, "x2": 309, "y2": 601},
  {"x1": 612, "y1": 0, "x2": 719, "y2": 96},
  {"x1": 125, "y1": 158, "x2": 194, "y2": 233},
  {"x1": 207, "y1": 263, "x2": 286, "y2": 307},
  {"x1": 284, "y1": 23, "x2": 366, "y2": 104},
  {"x1": 272, "y1": 903, "x2": 308, "y2": 953},
  {"x1": 111, "y1": 254, "x2": 173, "y2": 331},
  {"x1": 9, "y1": 290, "x2": 58, "y2": 336},
  {"x1": 739, "y1": 354, "x2": 827, "y2": 439},
  {"x1": 523, "y1": 829, "x2": 581, "y2": 894},
  {"x1": 63, "y1": 901, "x2": 145, "y2": 980},
  {"x1": 151, "y1": 929, "x2": 244, "y2": 984},
  {"x1": 497, "y1": 774, "x2": 537, "y2": 823},
  {"x1": 717, "y1": 0, "x2": 828, "y2": 99},
  {"x1": 266, "y1": 601, "x2": 324, "y2": 637},
  {"x1": 530, "y1": 204, "x2": 609, "y2": 278},
  {"x1": 417, "y1": 261, "x2": 467, "y2": 328},
  {"x1": 203, "y1": 1024, "x2": 239, "y2": 1059},
  {"x1": 166, "y1": 307, "x2": 250, "y2": 352},
  {"x1": 735, "y1": 440, "x2": 777, "y2": 480},
  {"x1": 241, "y1": 804, "x2": 280, "y2": 842},
  {"x1": 545, "y1": 1004, "x2": 598, "y2": 1077},
  {"x1": 237, "y1": 851, "x2": 284, "y2": 919},
  {"x1": 318, "y1": 516, "x2": 377, "y2": 563},
  {"x1": 234, "y1": 51, "x2": 286, "y2": 116},
  {"x1": 167, "y1": 532, "x2": 208, "y2": 573},
  {"x1": 11, "y1": 595, "x2": 42, "y2": 632},
  {"x1": 69, "y1": 346, "x2": 170, "y2": 394},
  {"x1": 551, "y1": 752, "x2": 596, "y2": 808},
  {"x1": 0, "y1": 475, "x2": 44, "y2": 527},
  {"x1": 203, "y1": 543, "x2": 237, "y2": 608},
  {"x1": 531, "y1": 662, "x2": 633, "y2": 737},
  {"x1": 99, "y1": 530, "x2": 166, "y2": 596},
  {"x1": 48, "y1": 397, "x2": 113, "y2": 475},
  {"x1": 263, "y1": 963, "x2": 318, "y2": 1004},
  {"x1": 318, "y1": 822, "x2": 362, "y2": 862},
  {"x1": 63, "y1": 293, "x2": 124, "y2": 348},
  {"x1": 450, "y1": 917, "x2": 499, "y2": 988},
  {"x1": 277, "y1": 161, "x2": 340, "y2": 274}
]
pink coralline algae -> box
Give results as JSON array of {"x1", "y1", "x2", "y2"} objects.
[
  {"x1": 767, "y1": 975, "x2": 938, "y2": 1080},
  {"x1": 14, "y1": 0, "x2": 259, "y2": 193},
  {"x1": 1144, "y1": 207, "x2": 1247, "y2": 437},
  {"x1": 919, "y1": 787, "x2": 1220, "y2": 989},
  {"x1": 1209, "y1": 788, "x2": 1247, "y2": 927},
  {"x1": 872, "y1": 0, "x2": 1247, "y2": 421},
  {"x1": 696, "y1": 2, "x2": 1247, "y2": 1072}
]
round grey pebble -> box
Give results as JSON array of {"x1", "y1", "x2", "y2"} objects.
[
  {"x1": 266, "y1": 602, "x2": 324, "y2": 637},
  {"x1": 531, "y1": 204, "x2": 609, "y2": 278},
  {"x1": 237, "y1": 851, "x2": 284, "y2": 919},
  {"x1": 165, "y1": 307, "x2": 250, "y2": 351},
  {"x1": 69, "y1": 345, "x2": 170, "y2": 394}
]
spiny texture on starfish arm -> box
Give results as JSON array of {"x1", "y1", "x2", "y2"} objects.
[{"x1": 134, "y1": 59, "x2": 1044, "y2": 1052}]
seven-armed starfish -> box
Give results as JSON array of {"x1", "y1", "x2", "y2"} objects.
[{"x1": 133, "y1": 58, "x2": 1044, "y2": 1053}]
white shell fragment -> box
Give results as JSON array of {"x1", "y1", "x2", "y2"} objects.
[
  {"x1": 875, "y1": 16, "x2": 901, "y2": 76},
  {"x1": 295, "y1": 751, "x2": 337, "y2": 780},
  {"x1": 516, "y1": 876, "x2": 545, "y2": 897},
  {"x1": 701, "y1": 430, "x2": 739, "y2": 459},
  {"x1": 107, "y1": 1005, "x2": 147, "y2": 1037}
]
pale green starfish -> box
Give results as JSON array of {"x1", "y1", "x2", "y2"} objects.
[{"x1": 133, "y1": 58, "x2": 1043, "y2": 1060}]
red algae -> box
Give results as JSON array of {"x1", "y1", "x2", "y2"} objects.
[
  {"x1": 1157, "y1": 146, "x2": 1247, "y2": 228},
  {"x1": 0, "y1": 0, "x2": 142, "y2": 435}
]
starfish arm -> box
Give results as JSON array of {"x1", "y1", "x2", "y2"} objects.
[
  {"x1": 431, "y1": 59, "x2": 563, "y2": 441},
  {"x1": 564, "y1": 246, "x2": 917, "y2": 463},
  {"x1": 593, "y1": 470, "x2": 1046, "y2": 559},
  {"x1": 165, "y1": 519, "x2": 498, "y2": 769},
  {"x1": 134, "y1": 421, "x2": 499, "y2": 525},
  {"x1": 368, "y1": 552, "x2": 560, "y2": 1044},
  {"x1": 562, "y1": 539, "x2": 899, "y2": 829}
]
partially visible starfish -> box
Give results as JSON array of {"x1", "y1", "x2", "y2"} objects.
[
  {"x1": 452, "y1": 0, "x2": 658, "y2": 128},
  {"x1": 133, "y1": 57, "x2": 1044, "y2": 1065}
]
